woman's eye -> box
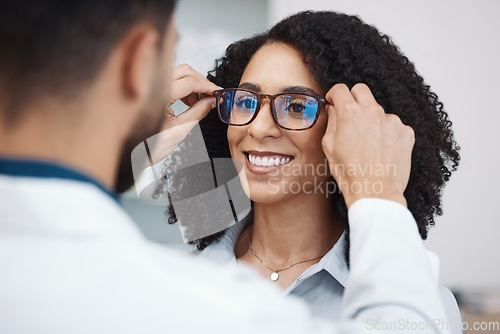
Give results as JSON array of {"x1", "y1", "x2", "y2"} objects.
[
  {"x1": 287, "y1": 102, "x2": 306, "y2": 115},
  {"x1": 235, "y1": 98, "x2": 257, "y2": 110}
]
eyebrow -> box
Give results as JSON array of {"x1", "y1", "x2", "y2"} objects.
[
  {"x1": 282, "y1": 86, "x2": 320, "y2": 97},
  {"x1": 238, "y1": 82, "x2": 321, "y2": 97},
  {"x1": 238, "y1": 82, "x2": 261, "y2": 92}
]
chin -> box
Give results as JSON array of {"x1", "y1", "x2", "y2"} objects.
[{"x1": 242, "y1": 180, "x2": 295, "y2": 205}]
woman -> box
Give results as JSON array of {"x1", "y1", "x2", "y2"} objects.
[{"x1": 167, "y1": 10, "x2": 461, "y2": 325}]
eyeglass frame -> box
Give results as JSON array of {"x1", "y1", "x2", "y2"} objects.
[{"x1": 213, "y1": 88, "x2": 327, "y2": 131}]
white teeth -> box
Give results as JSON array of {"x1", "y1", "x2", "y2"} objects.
[{"x1": 247, "y1": 153, "x2": 293, "y2": 167}]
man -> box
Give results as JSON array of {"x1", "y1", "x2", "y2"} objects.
[{"x1": 0, "y1": 1, "x2": 449, "y2": 333}]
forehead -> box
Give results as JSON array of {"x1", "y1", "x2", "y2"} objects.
[{"x1": 239, "y1": 42, "x2": 321, "y2": 95}]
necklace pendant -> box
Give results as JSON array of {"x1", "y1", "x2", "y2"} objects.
[{"x1": 270, "y1": 272, "x2": 279, "y2": 281}]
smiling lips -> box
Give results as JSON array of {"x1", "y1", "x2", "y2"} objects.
[{"x1": 246, "y1": 152, "x2": 294, "y2": 167}]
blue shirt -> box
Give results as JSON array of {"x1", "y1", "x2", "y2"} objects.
[{"x1": 199, "y1": 213, "x2": 463, "y2": 332}]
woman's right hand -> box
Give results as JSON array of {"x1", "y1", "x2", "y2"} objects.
[
  {"x1": 147, "y1": 64, "x2": 221, "y2": 164},
  {"x1": 165, "y1": 63, "x2": 221, "y2": 125},
  {"x1": 321, "y1": 83, "x2": 415, "y2": 209}
]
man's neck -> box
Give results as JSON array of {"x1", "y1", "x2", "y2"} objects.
[{"x1": 0, "y1": 108, "x2": 123, "y2": 190}]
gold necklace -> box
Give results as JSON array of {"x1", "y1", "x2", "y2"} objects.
[{"x1": 248, "y1": 229, "x2": 327, "y2": 282}]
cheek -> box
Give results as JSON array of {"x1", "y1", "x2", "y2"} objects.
[{"x1": 227, "y1": 126, "x2": 244, "y2": 157}]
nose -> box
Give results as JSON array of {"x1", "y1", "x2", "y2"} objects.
[{"x1": 247, "y1": 98, "x2": 282, "y2": 139}]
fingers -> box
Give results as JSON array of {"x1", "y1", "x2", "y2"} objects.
[
  {"x1": 170, "y1": 76, "x2": 219, "y2": 106},
  {"x1": 171, "y1": 64, "x2": 221, "y2": 106},
  {"x1": 165, "y1": 63, "x2": 219, "y2": 133},
  {"x1": 325, "y1": 83, "x2": 356, "y2": 108},
  {"x1": 149, "y1": 64, "x2": 220, "y2": 164},
  {"x1": 167, "y1": 96, "x2": 216, "y2": 128},
  {"x1": 153, "y1": 96, "x2": 215, "y2": 164},
  {"x1": 173, "y1": 63, "x2": 200, "y2": 80},
  {"x1": 322, "y1": 104, "x2": 337, "y2": 156},
  {"x1": 325, "y1": 83, "x2": 378, "y2": 110},
  {"x1": 383, "y1": 114, "x2": 415, "y2": 156},
  {"x1": 350, "y1": 83, "x2": 378, "y2": 106}
]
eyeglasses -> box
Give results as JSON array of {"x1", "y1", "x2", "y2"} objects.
[{"x1": 213, "y1": 88, "x2": 326, "y2": 131}]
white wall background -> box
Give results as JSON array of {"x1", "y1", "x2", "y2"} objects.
[
  {"x1": 269, "y1": 0, "x2": 500, "y2": 289},
  {"x1": 174, "y1": 0, "x2": 269, "y2": 76}
]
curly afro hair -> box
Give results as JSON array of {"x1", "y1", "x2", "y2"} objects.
[{"x1": 174, "y1": 10, "x2": 460, "y2": 265}]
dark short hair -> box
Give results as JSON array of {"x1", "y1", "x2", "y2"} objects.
[
  {"x1": 194, "y1": 11, "x2": 460, "y2": 264},
  {"x1": 0, "y1": 0, "x2": 177, "y2": 123}
]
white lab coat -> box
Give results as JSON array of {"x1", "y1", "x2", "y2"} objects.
[{"x1": 0, "y1": 172, "x2": 450, "y2": 333}]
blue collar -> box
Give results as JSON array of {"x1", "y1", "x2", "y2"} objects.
[{"x1": 0, "y1": 156, "x2": 120, "y2": 203}]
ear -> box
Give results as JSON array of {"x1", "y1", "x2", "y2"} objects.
[{"x1": 120, "y1": 24, "x2": 159, "y2": 104}]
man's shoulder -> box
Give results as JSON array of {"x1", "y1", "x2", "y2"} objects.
[{"x1": 0, "y1": 225, "x2": 318, "y2": 333}]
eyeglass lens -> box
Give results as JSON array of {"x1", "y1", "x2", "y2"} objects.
[{"x1": 217, "y1": 90, "x2": 319, "y2": 130}]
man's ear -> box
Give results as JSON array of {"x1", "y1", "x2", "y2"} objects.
[{"x1": 120, "y1": 24, "x2": 160, "y2": 103}]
